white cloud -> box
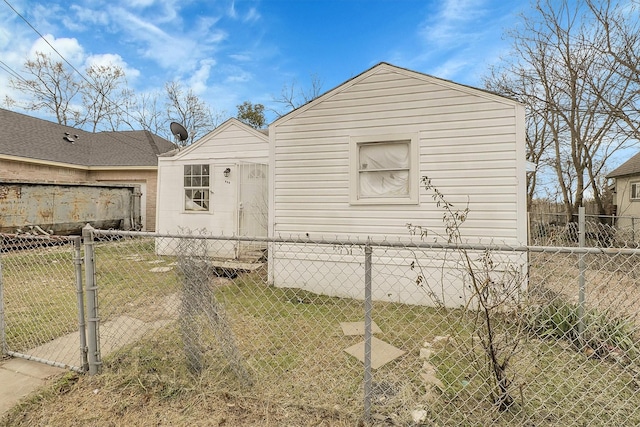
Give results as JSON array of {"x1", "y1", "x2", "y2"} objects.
[
  {"x1": 428, "y1": 58, "x2": 470, "y2": 81},
  {"x1": 228, "y1": 1, "x2": 238, "y2": 19},
  {"x1": 128, "y1": 0, "x2": 157, "y2": 7},
  {"x1": 108, "y1": 7, "x2": 194, "y2": 69},
  {"x1": 244, "y1": 7, "x2": 261, "y2": 23},
  {"x1": 85, "y1": 53, "x2": 141, "y2": 80},
  {"x1": 408, "y1": 0, "x2": 520, "y2": 85},
  {"x1": 188, "y1": 59, "x2": 216, "y2": 94},
  {"x1": 224, "y1": 69, "x2": 251, "y2": 83},
  {"x1": 227, "y1": 1, "x2": 260, "y2": 23},
  {"x1": 67, "y1": 5, "x2": 111, "y2": 29},
  {"x1": 29, "y1": 34, "x2": 85, "y2": 67},
  {"x1": 418, "y1": 0, "x2": 489, "y2": 49},
  {"x1": 229, "y1": 53, "x2": 252, "y2": 62}
]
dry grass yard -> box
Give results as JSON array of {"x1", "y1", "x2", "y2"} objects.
[{"x1": 2, "y1": 238, "x2": 640, "y2": 425}]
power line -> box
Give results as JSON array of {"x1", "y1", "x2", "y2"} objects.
[
  {"x1": 2, "y1": 0, "x2": 95, "y2": 90},
  {"x1": 1, "y1": 0, "x2": 179, "y2": 154},
  {"x1": 0, "y1": 59, "x2": 27, "y2": 84}
]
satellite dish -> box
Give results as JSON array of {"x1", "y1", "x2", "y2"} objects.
[{"x1": 170, "y1": 122, "x2": 189, "y2": 142}]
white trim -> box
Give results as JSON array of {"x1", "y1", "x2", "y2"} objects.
[
  {"x1": 349, "y1": 133, "x2": 419, "y2": 205},
  {"x1": 0, "y1": 154, "x2": 158, "y2": 171},
  {"x1": 183, "y1": 163, "x2": 212, "y2": 213},
  {"x1": 631, "y1": 182, "x2": 640, "y2": 200},
  {"x1": 515, "y1": 103, "x2": 528, "y2": 243}
]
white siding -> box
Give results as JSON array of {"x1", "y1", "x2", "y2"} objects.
[
  {"x1": 270, "y1": 65, "x2": 526, "y2": 244},
  {"x1": 269, "y1": 63, "x2": 527, "y2": 307},
  {"x1": 156, "y1": 119, "x2": 269, "y2": 258}
]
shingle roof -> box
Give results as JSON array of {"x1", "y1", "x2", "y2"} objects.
[
  {"x1": 607, "y1": 151, "x2": 640, "y2": 178},
  {"x1": 0, "y1": 108, "x2": 176, "y2": 167}
]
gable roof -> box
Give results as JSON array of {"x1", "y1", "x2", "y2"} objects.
[
  {"x1": 271, "y1": 62, "x2": 522, "y2": 127},
  {"x1": 607, "y1": 151, "x2": 640, "y2": 178},
  {"x1": 162, "y1": 118, "x2": 269, "y2": 159},
  {"x1": 0, "y1": 108, "x2": 176, "y2": 168}
]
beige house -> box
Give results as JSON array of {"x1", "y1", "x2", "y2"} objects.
[
  {"x1": 0, "y1": 108, "x2": 175, "y2": 231},
  {"x1": 607, "y1": 151, "x2": 640, "y2": 230}
]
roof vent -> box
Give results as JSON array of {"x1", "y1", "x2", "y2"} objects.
[{"x1": 63, "y1": 135, "x2": 75, "y2": 143}]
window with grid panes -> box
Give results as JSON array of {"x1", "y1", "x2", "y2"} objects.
[{"x1": 184, "y1": 164, "x2": 210, "y2": 211}]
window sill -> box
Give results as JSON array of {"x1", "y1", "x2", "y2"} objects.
[{"x1": 350, "y1": 198, "x2": 419, "y2": 206}]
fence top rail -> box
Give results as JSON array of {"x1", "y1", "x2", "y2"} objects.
[
  {"x1": 90, "y1": 228, "x2": 533, "y2": 252},
  {"x1": 87, "y1": 228, "x2": 640, "y2": 255}
]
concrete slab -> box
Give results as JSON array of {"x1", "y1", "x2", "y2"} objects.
[
  {"x1": 1, "y1": 357, "x2": 64, "y2": 380},
  {"x1": 28, "y1": 335, "x2": 83, "y2": 370},
  {"x1": 0, "y1": 358, "x2": 64, "y2": 416},
  {"x1": 340, "y1": 321, "x2": 382, "y2": 336},
  {"x1": 344, "y1": 336, "x2": 406, "y2": 369},
  {"x1": 0, "y1": 296, "x2": 180, "y2": 418}
]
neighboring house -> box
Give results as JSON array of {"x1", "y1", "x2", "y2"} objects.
[
  {"x1": 155, "y1": 118, "x2": 269, "y2": 259},
  {"x1": 607, "y1": 151, "x2": 640, "y2": 230},
  {"x1": 0, "y1": 108, "x2": 175, "y2": 231},
  {"x1": 268, "y1": 62, "x2": 527, "y2": 307}
]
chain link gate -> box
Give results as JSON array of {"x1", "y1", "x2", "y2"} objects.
[{"x1": 0, "y1": 234, "x2": 88, "y2": 372}]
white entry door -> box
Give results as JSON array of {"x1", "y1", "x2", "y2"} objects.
[{"x1": 236, "y1": 162, "x2": 268, "y2": 259}]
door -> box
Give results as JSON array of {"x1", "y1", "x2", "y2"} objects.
[{"x1": 237, "y1": 162, "x2": 268, "y2": 260}]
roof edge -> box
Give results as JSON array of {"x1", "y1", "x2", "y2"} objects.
[{"x1": 270, "y1": 62, "x2": 523, "y2": 128}]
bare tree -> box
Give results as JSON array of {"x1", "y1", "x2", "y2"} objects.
[
  {"x1": 7, "y1": 51, "x2": 81, "y2": 126},
  {"x1": 7, "y1": 53, "x2": 228, "y2": 141},
  {"x1": 487, "y1": 0, "x2": 640, "y2": 218},
  {"x1": 132, "y1": 86, "x2": 227, "y2": 143},
  {"x1": 270, "y1": 73, "x2": 324, "y2": 117},
  {"x1": 587, "y1": 0, "x2": 640, "y2": 139},
  {"x1": 485, "y1": 67, "x2": 558, "y2": 211},
  {"x1": 165, "y1": 81, "x2": 217, "y2": 146},
  {"x1": 81, "y1": 63, "x2": 130, "y2": 132},
  {"x1": 130, "y1": 91, "x2": 165, "y2": 135},
  {"x1": 8, "y1": 52, "x2": 135, "y2": 132}
]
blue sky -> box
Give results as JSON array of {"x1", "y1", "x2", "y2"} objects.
[{"x1": 0, "y1": 0, "x2": 526, "y2": 125}]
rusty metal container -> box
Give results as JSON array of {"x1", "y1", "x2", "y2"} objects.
[{"x1": 0, "y1": 180, "x2": 141, "y2": 235}]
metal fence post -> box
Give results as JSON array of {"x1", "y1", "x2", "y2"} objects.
[
  {"x1": 577, "y1": 207, "x2": 586, "y2": 345},
  {"x1": 363, "y1": 242, "x2": 373, "y2": 423},
  {"x1": 83, "y1": 224, "x2": 102, "y2": 375},
  {"x1": 73, "y1": 236, "x2": 89, "y2": 372}
]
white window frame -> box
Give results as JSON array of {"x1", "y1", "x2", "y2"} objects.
[
  {"x1": 631, "y1": 182, "x2": 640, "y2": 200},
  {"x1": 184, "y1": 164, "x2": 211, "y2": 212},
  {"x1": 349, "y1": 133, "x2": 419, "y2": 205}
]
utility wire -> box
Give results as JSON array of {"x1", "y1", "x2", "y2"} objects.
[
  {"x1": 0, "y1": 59, "x2": 28, "y2": 84},
  {"x1": 1, "y1": 0, "x2": 181, "y2": 153},
  {"x1": 3, "y1": 0, "x2": 101, "y2": 91}
]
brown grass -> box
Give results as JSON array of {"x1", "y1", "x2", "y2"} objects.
[{"x1": 4, "y1": 239, "x2": 640, "y2": 425}]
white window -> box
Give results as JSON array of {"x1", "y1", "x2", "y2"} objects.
[
  {"x1": 632, "y1": 182, "x2": 640, "y2": 200},
  {"x1": 350, "y1": 134, "x2": 419, "y2": 204},
  {"x1": 184, "y1": 164, "x2": 210, "y2": 211}
]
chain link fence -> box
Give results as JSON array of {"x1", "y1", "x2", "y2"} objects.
[
  {"x1": 529, "y1": 212, "x2": 640, "y2": 247},
  {"x1": 0, "y1": 234, "x2": 87, "y2": 371},
  {"x1": 3, "y1": 225, "x2": 640, "y2": 425}
]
